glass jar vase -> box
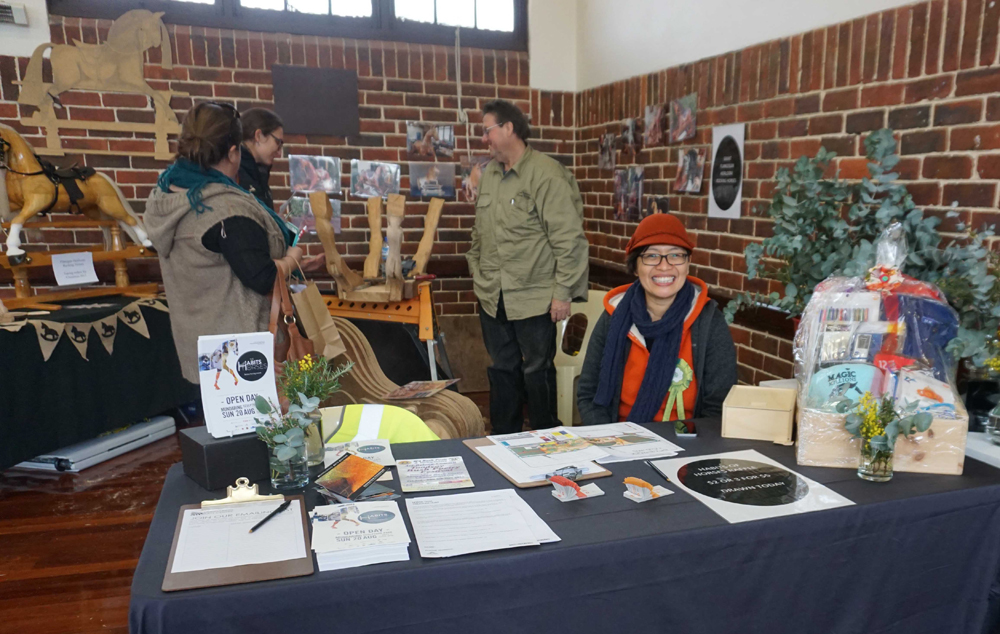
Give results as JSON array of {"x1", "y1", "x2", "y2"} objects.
[
  {"x1": 269, "y1": 442, "x2": 309, "y2": 491},
  {"x1": 857, "y1": 439, "x2": 893, "y2": 482},
  {"x1": 304, "y1": 413, "x2": 325, "y2": 467}
]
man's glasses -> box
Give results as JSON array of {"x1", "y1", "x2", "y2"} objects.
[
  {"x1": 640, "y1": 252, "x2": 690, "y2": 266},
  {"x1": 482, "y1": 122, "x2": 503, "y2": 136}
]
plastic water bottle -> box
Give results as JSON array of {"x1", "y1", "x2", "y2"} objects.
[{"x1": 380, "y1": 237, "x2": 389, "y2": 276}]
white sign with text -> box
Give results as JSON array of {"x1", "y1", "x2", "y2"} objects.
[
  {"x1": 197, "y1": 332, "x2": 280, "y2": 438},
  {"x1": 50, "y1": 252, "x2": 99, "y2": 286}
]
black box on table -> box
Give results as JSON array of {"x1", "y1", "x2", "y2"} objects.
[{"x1": 179, "y1": 426, "x2": 269, "y2": 491}]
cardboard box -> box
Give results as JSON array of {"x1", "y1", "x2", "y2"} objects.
[
  {"x1": 722, "y1": 385, "x2": 797, "y2": 444},
  {"x1": 796, "y1": 403, "x2": 968, "y2": 475}
]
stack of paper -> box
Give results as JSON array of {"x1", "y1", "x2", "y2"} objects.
[
  {"x1": 325, "y1": 439, "x2": 396, "y2": 482},
  {"x1": 487, "y1": 428, "x2": 611, "y2": 469},
  {"x1": 572, "y1": 422, "x2": 684, "y2": 463},
  {"x1": 405, "y1": 489, "x2": 559, "y2": 558},
  {"x1": 396, "y1": 456, "x2": 474, "y2": 492},
  {"x1": 310, "y1": 501, "x2": 411, "y2": 571}
]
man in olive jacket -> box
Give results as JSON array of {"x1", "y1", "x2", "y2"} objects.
[{"x1": 467, "y1": 100, "x2": 589, "y2": 434}]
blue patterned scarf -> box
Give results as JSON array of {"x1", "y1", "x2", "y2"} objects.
[{"x1": 593, "y1": 280, "x2": 695, "y2": 422}]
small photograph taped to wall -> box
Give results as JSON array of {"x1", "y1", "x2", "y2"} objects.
[
  {"x1": 598, "y1": 133, "x2": 616, "y2": 170},
  {"x1": 406, "y1": 122, "x2": 456, "y2": 159},
  {"x1": 350, "y1": 160, "x2": 401, "y2": 199},
  {"x1": 281, "y1": 196, "x2": 341, "y2": 238},
  {"x1": 669, "y1": 93, "x2": 698, "y2": 143},
  {"x1": 625, "y1": 166, "x2": 644, "y2": 221},
  {"x1": 644, "y1": 196, "x2": 669, "y2": 218},
  {"x1": 612, "y1": 169, "x2": 627, "y2": 221},
  {"x1": 674, "y1": 148, "x2": 706, "y2": 193},
  {"x1": 643, "y1": 104, "x2": 664, "y2": 146},
  {"x1": 409, "y1": 162, "x2": 456, "y2": 199},
  {"x1": 460, "y1": 154, "x2": 491, "y2": 203},
  {"x1": 289, "y1": 155, "x2": 341, "y2": 194},
  {"x1": 621, "y1": 118, "x2": 640, "y2": 158}
]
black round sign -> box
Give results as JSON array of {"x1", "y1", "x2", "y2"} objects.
[
  {"x1": 236, "y1": 351, "x2": 268, "y2": 382},
  {"x1": 677, "y1": 458, "x2": 809, "y2": 506},
  {"x1": 711, "y1": 135, "x2": 742, "y2": 211}
]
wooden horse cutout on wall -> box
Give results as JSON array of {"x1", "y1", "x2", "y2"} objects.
[
  {"x1": 17, "y1": 9, "x2": 186, "y2": 160},
  {"x1": 0, "y1": 123, "x2": 152, "y2": 260}
]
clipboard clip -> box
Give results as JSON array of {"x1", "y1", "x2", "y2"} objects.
[{"x1": 201, "y1": 477, "x2": 285, "y2": 508}]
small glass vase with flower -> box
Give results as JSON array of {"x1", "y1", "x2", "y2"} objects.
[
  {"x1": 277, "y1": 354, "x2": 354, "y2": 466},
  {"x1": 836, "y1": 392, "x2": 933, "y2": 482}
]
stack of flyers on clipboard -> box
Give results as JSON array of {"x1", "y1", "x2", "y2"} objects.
[
  {"x1": 487, "y1": 428, "x2": 610, "y2": 471},
  {"x1": 310, "y1": 500, "x2": 411, "y2": 571},
  {"x1": 571, "y1": 422, "x2": 684, "y2": 464}
]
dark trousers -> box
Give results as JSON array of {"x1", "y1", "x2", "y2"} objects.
[{"x1": 478, "y1": 293, "x2": 561, "y2": 434}]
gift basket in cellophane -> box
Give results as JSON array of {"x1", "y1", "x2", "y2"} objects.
[{"x1": 794, "y1": 224, "x2": 968, "y2": 475}]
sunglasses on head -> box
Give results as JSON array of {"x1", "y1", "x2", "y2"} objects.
[{"x1": 208, "y1": 101, "x2": 240, "y2": 119}]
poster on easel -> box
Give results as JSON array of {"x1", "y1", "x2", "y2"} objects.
[
  {"x1": 198, "y1": 332, "x2": 280, "y2": 438},
  {"x1": 708, "y1": 124, "x2": 744, "y2": 219}
]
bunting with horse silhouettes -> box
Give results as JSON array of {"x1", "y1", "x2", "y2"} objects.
[
  {"x1": 14, "y1": 297, "x2": 165, "y2": 361},
  {"x1": 17, "y1": 9, "x2": 185, "y2": 160}
]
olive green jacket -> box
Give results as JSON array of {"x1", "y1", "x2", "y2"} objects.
[{"x1": 466, "y1": 146, "x2": 589, "y2": 320}]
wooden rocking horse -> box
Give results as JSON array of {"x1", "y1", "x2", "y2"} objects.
[{"x1": 0, "y1": 123, "x2": 152, "y2": 262}]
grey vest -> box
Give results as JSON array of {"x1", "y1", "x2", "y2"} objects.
[{"x1": 145, "y1": 183, "x2": 287, "y2": 383}]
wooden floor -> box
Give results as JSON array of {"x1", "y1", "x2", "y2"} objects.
[{"x1": 0, "y1": 391, "x2": 492, "y2": 634}]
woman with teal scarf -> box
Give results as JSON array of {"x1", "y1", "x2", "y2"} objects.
[{"x1": 144, "y1": 102, "x2": 324, "y2": 384}]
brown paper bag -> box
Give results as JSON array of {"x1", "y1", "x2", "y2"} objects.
[{"x1": 292, "y1": 282, "x2": 347, "y2": 360}]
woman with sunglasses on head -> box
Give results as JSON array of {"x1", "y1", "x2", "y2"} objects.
[
  {"x1": 238, "y1": 107, "x2": 284, "y2": 212},
  {"x1": 145, "y1": 102, "x2": 322, "y2": 384},
  {"x1": 576, "y1": 214, "x2": 737, "y2": 426}
]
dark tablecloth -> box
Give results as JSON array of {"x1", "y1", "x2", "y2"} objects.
[
  {"x1": 129, "y1": 420, "x2": 1000, "y2": 634},
  {"x1": 0, "y1": 297, "x2": 197, "y2": 470}
]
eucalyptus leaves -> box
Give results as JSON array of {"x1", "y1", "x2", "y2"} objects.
[
  {"x1": 724, "y1": 128, "x2": 1000, "y2": 367},
  {"x1": 255, "y1": 392, "x2": 320, "y2": 488}
]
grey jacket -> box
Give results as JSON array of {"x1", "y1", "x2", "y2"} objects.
[
  {"x1": 576, "y1": 298, "x2": 738, "y2": 424},
  {"x1": 145, "y1": 183, "x2": 287, "y2": 383}
]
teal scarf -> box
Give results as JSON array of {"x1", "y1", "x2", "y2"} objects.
[{"x1": 157, "y1": 158, "x2": 296, "y2": 246}]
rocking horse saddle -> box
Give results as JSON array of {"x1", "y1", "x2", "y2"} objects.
[{"x1": 36, "y1": 159, "x2": 96, "y2": 214}]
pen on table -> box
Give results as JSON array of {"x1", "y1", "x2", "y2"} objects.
[
  {"x1": 248, "y1": 499, "x2": 292, "y2": 534},
  {"x1": 645, "y1": 460, "x2": 670, "y2": 482}
]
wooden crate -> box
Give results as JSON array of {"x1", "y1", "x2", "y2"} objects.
[{"x1": 796, "y1": 403, "x2": 968, "y2": 475}]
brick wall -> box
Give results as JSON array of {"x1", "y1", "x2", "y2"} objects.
[
  {"x1": 4, "y1": 1, "x2": 1000, "y2": 384},
  {"x1": 0, "y1": 15, "x2": 576, "y2": 316},
  {"x1": 574, "y1": 0, "x2": 1000, "y2": 385}
]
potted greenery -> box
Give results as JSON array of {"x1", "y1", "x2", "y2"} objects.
[
  {"x1": 725, "y1": 128, "x2": 1000, "y2": 374},
  {"x1": 277, "y1": 354, "x2": 354, "y2": 466},
  {"x1": 254, "y1": 393, "x2": 320, "y2": 490}
]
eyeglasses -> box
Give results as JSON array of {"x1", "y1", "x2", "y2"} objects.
[
  {"x1": 640, "y1": 252, "x2": 690, "y2": 266},
  {"x1": 482, "y1": 122, "x2": 503, "y2": 136},
  {"x1": 268, "y1": 133, "x2": 284, "y2": 150}
]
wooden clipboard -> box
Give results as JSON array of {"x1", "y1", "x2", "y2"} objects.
[
  {"x1": 162, "y1": 478, "x2": 314, "y2": 592},
  {"x1": 463, "y1": 438, "x2": 612, "y2": 488}
]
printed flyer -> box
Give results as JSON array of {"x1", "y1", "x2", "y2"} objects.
[{"x1": 197, "y1": 332, "x2": 280, "y2": 438}]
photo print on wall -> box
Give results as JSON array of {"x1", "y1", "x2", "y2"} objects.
[
  {"x1": 674, "y1": 148, "x2": 706, "y2": 193},
  {"x1": 409, "y1": 162, "x2": 456, "y2": 199},
  {"x1": 460, "y1": 154, "x2": 491, "y2": 202},
  {"x1": 614, "y1": 167, "x2": 644, "y2": 222},
  {"x1": 598, "y1": 133, "x2": 617, "y2": 171},
  {"x1": 669, "y1": 93, "x2": 698, "y2": 143},
  {"x1": 406, "y1": 122, "x2": 456, "y2": 159},
  {"x1": 644, "y1": 196, "x2": 669, "y2": 218},
  {"x1": 289, "y1": 155, "x2": 341, "y2": 194},
  {"x1": 350, "y1": 160, "x2": 401, "y2": 198},
  {"x1": 643, "y1": 104, "x2": 664, "y2": 146},
  {"x1": 621, "y1": 118, "x2": 640, "y2": 159}
]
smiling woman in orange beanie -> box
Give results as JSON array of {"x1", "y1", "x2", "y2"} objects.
[{"x1": 576, "y1": 214, "x2": 737, "y2": 426}]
